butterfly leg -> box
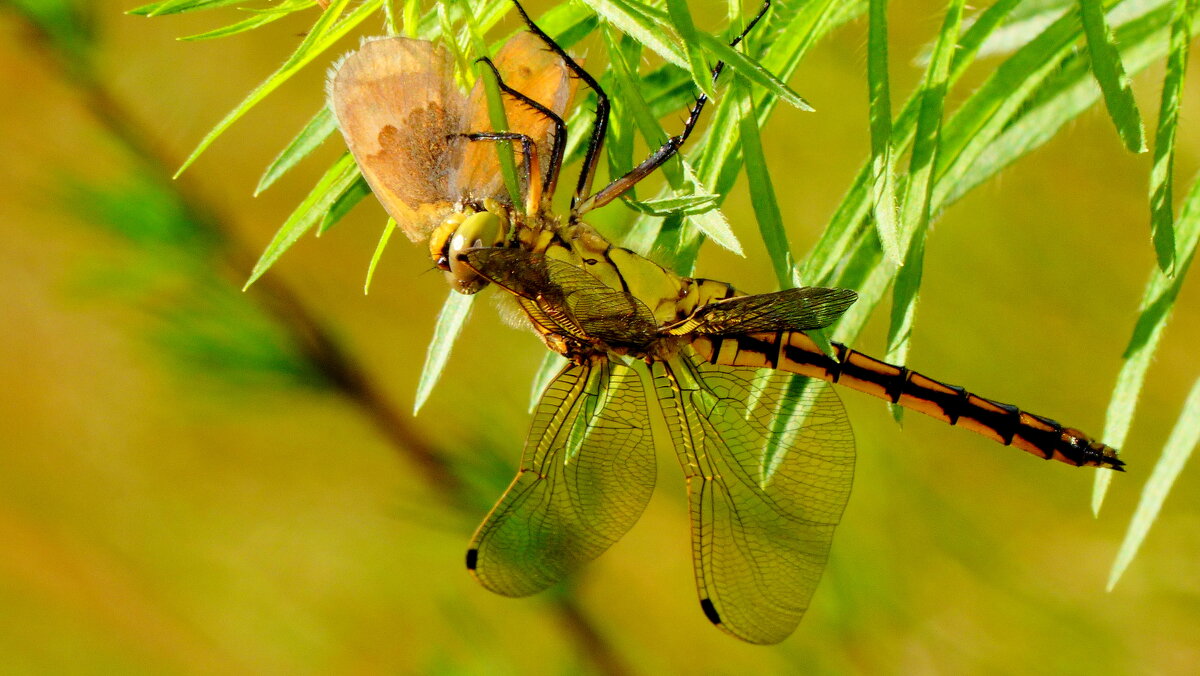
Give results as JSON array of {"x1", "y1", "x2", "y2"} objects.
[
  {"x1": 475, "y1": 56, "x2": 567, "y2": 207},
  {"x1": 510, "y1": 0, "x2": 610, "y2": 213},
  {"x1": 574, "y1": 0, "x2": 772, "y2": 215},
  {"x1": 452, "y1": 132, "x2": 542, "y2": 216}
]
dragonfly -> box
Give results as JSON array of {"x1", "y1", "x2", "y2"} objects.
[{"x1": 328, "y1": 0, "x2": 1124, "y2": 644}]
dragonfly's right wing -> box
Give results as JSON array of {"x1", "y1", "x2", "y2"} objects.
[
  {"x1": 329, "y1": 38, "x2": 464, "y2": 242},
  {"x1": 655, "y1": 349, "x2": 855, "y2": 644},
  {"x1": 468, "y1": 358, "x2": 655, "y2": 596},
  {"x1": 664, "y1": 287, "x2": 858, "y2": 336}
]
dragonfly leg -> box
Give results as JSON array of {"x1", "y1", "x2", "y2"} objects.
[
  {"x1": 573, "y1": 0, "x2": 772, "y2": 216},
  {"x1": 452, "y1": 131, "x2": 542, "y2": 216},
  {"x1": 510, "y1": 0, "x2": 609, "y2": 212},
  {"x1": 474, "y1": 56, "x2": 566, "y2": 207}
]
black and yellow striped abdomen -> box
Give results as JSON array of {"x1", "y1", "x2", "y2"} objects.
[{"x1": 691, "y1": 331, "x2": 1123, "y2": 470}]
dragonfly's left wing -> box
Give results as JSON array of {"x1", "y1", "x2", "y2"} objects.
[
  {"x1": 664, "y1": 287, "x2": 857, "y2": 336},
  {"x1": 655, "y1": 349, "x2": 855, "y2": 644},
  {"x1": 468, "y1": 358, "x2": 655, "y2": 596}
]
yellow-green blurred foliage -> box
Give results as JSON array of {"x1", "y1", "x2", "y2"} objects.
[{"x1": 2, "y1": 1, "x2": 1199, "y2": 674}]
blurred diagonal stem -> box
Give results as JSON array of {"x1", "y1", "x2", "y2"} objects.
[{"x1": 8, "y1": 7, "x2": 627, "y2": 674}]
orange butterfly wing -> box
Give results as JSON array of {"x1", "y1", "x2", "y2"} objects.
[
  {"x1": 329, "y1": 37, "x2": 464, "y2": 242},
  {"x1": 454, "y1": 32, "x2": 578, "y2": 203}
]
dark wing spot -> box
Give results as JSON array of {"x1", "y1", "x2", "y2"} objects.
[
  {"x1": 465, "y1": 548, "x2": 479, "y2": 570},
  {"x1": 700, "y1": 598, "x2": 722, "y2": 625}
]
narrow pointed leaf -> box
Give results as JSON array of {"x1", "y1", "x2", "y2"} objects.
[
  {"x1": 885, "y1": 0, "x2": 964, "y2": 421},
  {"x1": 244, "y1": 153, "x2": 360, "y2": 289},
  {"x1": 682, "y1": 161, "x2": 742, "y2": 256},
  {"x1": 867, "y1": 0, "x2": 900, "y2": 265},
  {"x1": 737, "y1": 80, "x2": 792, "y2": 289},
  {"x1": 802, "y1": 0, "x2": 1021, "y2": 287},
  {"x1": 602, "y1": 26, "x2": 683, "y2": 186},
  {"x1": 622, "y1": 194, "x2": 719, "y2": 216},
  {"x1": 364, "y1": 218, "x2": 398, "y2": 294},
  {"x1": 179, "y1": 2, "x2": 311, "y2": 41},
  {"x1": 587, "y1": 0, "x2": 688, "y2": 68},
  {"x1": 1148, "y1": 0, "x2": 1196, "y2": 274},
  {"x1": 318, "y1": 174, "x2": 370, "y2": 233},
  {"x1": 174, "y1": 0, "x2": 380, "y2": 177},
  {"x1": 129, "y1": 0, "x2": 247, "y2": 16},
  {"x1": 1078, "y1": 0, "x2": 1148, "y2": 153},
  {"x1": 414, "y1": 291, "x2": 475, "y2": 414},
  {"x1": 1108, "y1": 374, "x2": 1200, "y2": 589},
  {"x1": 665, "y1": 0, "x2": 717, "y2": 99},
  {"x1": 256, "y1": 106, "x2": 336, "y2": 195},
  {"x1": 944, "y1": 2, "x2": 1185, "y2": 206},
  {"x1": 1095, "y1": 173, "x2": 1200, "y2": 511},
  {"x1": 697, "y1": 32, "x2": 813, "y2": 110}
]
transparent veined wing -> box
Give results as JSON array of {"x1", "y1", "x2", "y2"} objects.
[
  {"x1": 654, "y1": 348, "x2": 855, "y2": 644},
  {"x1": 468, "y1": 358, "x2": 656, "y2": 596},
  {"x1": 664, "y1": 287, "x2": 858, "y2": 336},
  {"x1": 328, "y1": 38, "x2": 465, "y2": 242}
]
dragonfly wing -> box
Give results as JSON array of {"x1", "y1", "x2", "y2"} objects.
[
  {"x1": 329, "y1": 37, "x2": 465, "y2": 242},
  {"x1": 468, "y1": 359, "x2": 656, "y2": 596},
  {"x1": 665, "y1": 287, "x2": 858, "y2": 336},
  {"x1": 455, "y1": 32, "x2": 578, "y2": 201},
  {"x1": 655, "y1": 349, "x2": 855, "y2": 644},
  {"x1": 462, "y1": 248, "x2": 659, "y2": 345}
]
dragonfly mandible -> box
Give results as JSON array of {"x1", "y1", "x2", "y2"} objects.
[{"x1": 328, "y1": 0, "x2": 1123, "y2": 644}]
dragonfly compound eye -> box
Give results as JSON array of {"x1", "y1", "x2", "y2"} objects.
[{"x1": 446, "y1": 210, "x2": 506, "y2": 294}]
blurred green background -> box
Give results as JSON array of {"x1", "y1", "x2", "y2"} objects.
[{"x1": 2, "y1": 1, "x2": 1199, "y2": 673}]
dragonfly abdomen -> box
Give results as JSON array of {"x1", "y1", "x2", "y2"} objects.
[{"x1": 691, "y1": 332, "x2": 1123, "y2": 470}]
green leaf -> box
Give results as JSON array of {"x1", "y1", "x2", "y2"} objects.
[
  {"x1": 621, "y1": 194, "x2": 719, "y2": 216},
  {"x1": 944, "y1": 2, "x2": 1182, "y2": 206},
  {"x1": 1107, "y1": 373, "x2": 1200, "y2": 590},
  {"x1": 364, "y1": 218, "x2": 398, "y2": 294},
  {"x1": 665, "y1": 0, "x2": 717, "y2": 99},
  {"x1": 625, "y1": 0, "x2": 862, "y2": 269},
  {"x1": 414, "y1": 291, "x2": 475, "y2": 414},
  {"x1": 244, "y1": 153, "x2": 360, "y2": 289},
  {"x1": 129, "y1": 0, "x2": 249, "y2": 16},
  {"x1": 586, "y1": 0, "x2": 688, "y2": 68},
  {"x1": 178, "y1": 0, "x2": 312, "y2": 40},
  {"x1": 1095, "y1": 172, "x2": 1200, "y2": 511},
  {"x1": 602, "y1": 27, "x2": 683, "y2": 186},
  {"x1": 884, "y1": 0, "x2": 965, "y2": 420},
  {"x1": 867, "y1": 0, "x2": 900, "y2": 265},
  {"x1": 402, "y1": 0, "x2": 420, "y2": 36},
  {"x1": 801, "y1": 0, "x2": 1021, "y2": 288},
  {"x1": 697, "y1": 31, "x2": 812, "y2": 111},
  {"x1": 737, "y1": 79, "x2": 792, "y2": 289},
  {"x1": 681, "y1": 161, "x2": 742, "y2": 256},
  {"x1": 463, "y1": 4, "x2": 523, "y2": 208},
  {"x1": 932, "y1": 0, "x2": 1114, "y2": 208},
  {"x1": 255, "y1": 106, "x2": 336, "y2": 195},
  {"x1": 318, "y1": 174, "x2": 370, "y2": 233},
  {"x1": 174, "y1": 0, "x2": 380, "y2": 177},
  {"x1": 1078, "y1": 0, "x2": 1148, "y2": 153},
  {"x1": 1148, "y1": 0, "x2": 1196, "y2": 275}
]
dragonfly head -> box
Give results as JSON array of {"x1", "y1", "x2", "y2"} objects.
[{"x1": 429, "y1": 204, "x2": 509, "y2": 294}]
